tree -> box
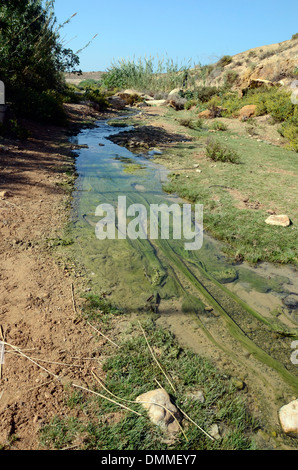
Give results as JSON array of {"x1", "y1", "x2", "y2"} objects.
[{"x1": 0, "y1": 0, "x2": 81, "y2": 122}]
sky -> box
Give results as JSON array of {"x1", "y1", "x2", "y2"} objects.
[{"x1": 54, "y1": 0, "x2": 298, "y2": 72}]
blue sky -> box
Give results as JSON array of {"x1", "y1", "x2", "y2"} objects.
[{"x1": 54, "y1": 0, "x2": 298, "y2": 72}]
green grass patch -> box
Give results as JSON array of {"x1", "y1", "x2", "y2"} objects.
[{"x1": 39, "y1": 318, "x2": 258, "y2": 450}]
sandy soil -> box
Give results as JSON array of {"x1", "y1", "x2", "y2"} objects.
[{"x1": 0, "y1": 104, "x2": 118, "y2": 450}]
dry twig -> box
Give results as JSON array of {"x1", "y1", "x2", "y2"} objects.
[
  {"x1": 87, "y1": 321, "x2": 120, "y2": 349},
  {"x1": 138, "y1": 321, "x2": 176, "y2": 394}
]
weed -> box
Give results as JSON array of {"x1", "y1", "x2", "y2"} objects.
[
  {"x1": 210, "y1": 121, "x2": 228, "y2": 131},
  {"x1": 218, "y1": 55, "x2": 233, "y2": 67},
  {"x1": 278, "y1": 115, "x2": 298, "y2": 151},
  {"x1": 179, "y1": 118, "x2": 204, "y2": 130},
  {"x1": 206, "y1": 138, "x2": 240, "y2": 163},
  {"x1": 83, "y1": 88, "x2": 109, "y2": 111}
]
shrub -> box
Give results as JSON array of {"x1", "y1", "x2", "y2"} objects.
[
  {"x1": 224, "y1": 71, "x2": 239, "y2": 88},
  {"x1": 264, "y1": 90, "x2": 294, "y2": 122},
  {"x1": 12, "y1": 88, "x2": 67, "y2": 124},
  {"x1": 210, "y1": 121, "x2": 228, "y2": 131},
  {"x1": 179, "y1": 118, "x2": 204, "y2": 129},
  {"x1": 167, "y1": 94, "x2": 187, "y2": 110},
  {"x1": 184, "y1": 99, "x2": 197, "y2": 110},
  {"x1": 206, "y1": 138, "x2": 240, "y2": 163},
  {"x1": 83, "y1": 88, "x2": 109, "y2": 111},
  {"x1": 79, "y1": 79, "x2": 102, "y2": 88},
  {"x1": 278, "y1": 116, "x2": 298, "y2": 152},
  {"x1": 196, "y1": 86, "x2": 221, "y2": 103},
  {"x1": 0, "y1": 2, "x2": 80, "y2": 123},
  {"x1": 259, "y1": 50, "x2": 275, "y2": 60},
  {"x1": 292, "y1": 33, "x2": 298, "y2": 40},
  {"x1": 218, "y1": 55, "x2": 233, "y2": 67}
]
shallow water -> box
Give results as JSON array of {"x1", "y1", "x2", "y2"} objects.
[{"x1": 70, "y1": 117, "x2": 298, "y2": 390}]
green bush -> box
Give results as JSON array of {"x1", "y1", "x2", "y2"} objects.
[
  {"x1": 0, "y1": 2, "x2": 80, "y2": 123},
  {"x1": 292, "y1": 33, "x2": 298, "y2": 40},
  {"x1": 210, "y1": 121, "x2": 228, "y2": 131},
  {"x1": 278, "y1": 115, "x2": 298, "y2": 152},
  {"x1": 263, "y1": 90, "x2": 294, "y2": 122},
  {"x1": 224, "y1": 71, "x2": 239, "y2": 88},
  {"x1": 12, "y1": 87, "x2": 67, "y2": 124},
  {"x1": 179, "y1": 118, "x2": 204, "y2": 129},
  {"x1": 83, "y1": 88, "x2": 109, "y2": 111},
  {"x1": 206, "y1": 138, "x2": 240, "y2": 163},
  {"x1": 218, "y1": 55, "x2": 233, "y2": 67},
  {"x1": 79, "y1": 79, "x2": 102, "y2": 89}
]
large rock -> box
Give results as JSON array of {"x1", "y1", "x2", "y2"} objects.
[
  {"x1": 169, "y1": 88, "x2": 182, "y2": 96},
  {"x1": 198, "y1": 109, "x2": 214, "y2": 119},
  {"x1": 107, "y1": 96, "x2": 127, "y2": 110},
  {"x1": 136, "y1": 389, "x2": 182, "y2": 434},
  {"x1": 198, "y1": 106, "x2": 225, "y2": 119},
  {"x1": 238, "y1": 105, "x2": 257, "y2": 121},
  {"x1": 265, "y1": 214, "x2": 291, "y2": 227},
  {"x1": 144, "y1": 99, "x2": 167, "y2": 107},
  {"x1": 279, "y1": 400, "x2": 298, "y2": 438}
]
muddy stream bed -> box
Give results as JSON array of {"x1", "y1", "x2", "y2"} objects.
[{"x1": 69, "y1": 114, "x2": 298, "y2": 426}]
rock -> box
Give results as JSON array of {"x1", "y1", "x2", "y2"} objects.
[
  {"x1": 0, "y1": 190, "x2": 11, "y2": 199},
  {"x1": 279, "y1": 400, "x2": 298, "y2": 438},
  {"x1": 107, "y1": 96, "x2": 127, "y2": 110},
  {"x1": 186, "y1": 390, "x2": 205, "y2": 403},
  {"x1": 145, "y1": 99, "x2": 167, "y2": 107},
  {"x1": 209, "y1": 424, "x2": 221, "y2": 440},
  {"x1": 198, "y1": 109, "x2": 214, "y2": 119},
  {"x1": 238, "y1": 105, "x2": 257, "y2": 121},
  {"x1": 135, "y1": 102, "x2": 149, "y2": 108},
  {"x1": 265, "y1": 214, "x2": 291, "y2": 227},
  {"x1": 231, "y1": 377, "x2": 246, "y2": 390},
  {"x1": 169, "y1": 88, "x2": 182, "y2": 96},
  {"x1": 136, "y1": 389, "x2": 182, "y2": 434},
  {"x1": 283, "y1": 294, "x2": 298, "y2": 310},
  {"x1": 198, "y1": 106, "x2": 224, "y2": 119}
]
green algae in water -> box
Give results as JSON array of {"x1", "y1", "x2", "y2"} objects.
[
  {"x1": 123, "y1": 163, "x2": 147, "y2": 174},
  {"x1": 70, "y1": 120, "x2": 298, "y2": 392}
]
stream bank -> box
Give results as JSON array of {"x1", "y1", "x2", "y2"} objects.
[{"x1": 60, "y1": 107, "x2": 298, "y2": 449}]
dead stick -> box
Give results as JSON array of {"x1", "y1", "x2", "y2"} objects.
[
  {"x1": 138, "y1": 321, "x2": 176, "y2": 394},
  {"x1": 87, "y1": 321, "x2": 120, "y2": 349},
  {"x1": 72, "y1": 382, "x2": 142, "y2": 417}
]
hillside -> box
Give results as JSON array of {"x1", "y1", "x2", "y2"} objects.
[
  {"x1": 197, "y1": 37, "x2": 298, "y2": 92},
  {"x1": 65, "y1": 36, "x2": 298, "y2": 92}
]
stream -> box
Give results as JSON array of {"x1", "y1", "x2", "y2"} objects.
[{"x1": 69, "y1": 115, "x2": 298, "y2": 398}]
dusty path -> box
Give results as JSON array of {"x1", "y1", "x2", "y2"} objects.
[{"x1": 0, "y1": 104, "x2": 118, "y2": 450}]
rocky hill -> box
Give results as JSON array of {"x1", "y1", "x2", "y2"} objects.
[{"x1": 193, "y1": 36, "x2": 298, "y2": 93}]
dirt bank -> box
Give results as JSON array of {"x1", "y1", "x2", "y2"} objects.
[{"x1": 0, "y1": 104, "x2": 119, "y2": 450}]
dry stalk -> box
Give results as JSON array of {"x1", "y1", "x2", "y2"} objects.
[
  {"x1": 87, "y1": 321, "x2": 120, "y2": 349},
  {"x1": 72, "y1": 383, "x2": 142, "y2": 417},
  {"x1": 138, "y1": 321, "x2": 176, "y2": 394},
  {"x1": 1, "y1": 200, "x2": 25, "y2": 213},
  {"x1": 2, "y1": 341, "x2": 141, "y2": 417}
]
